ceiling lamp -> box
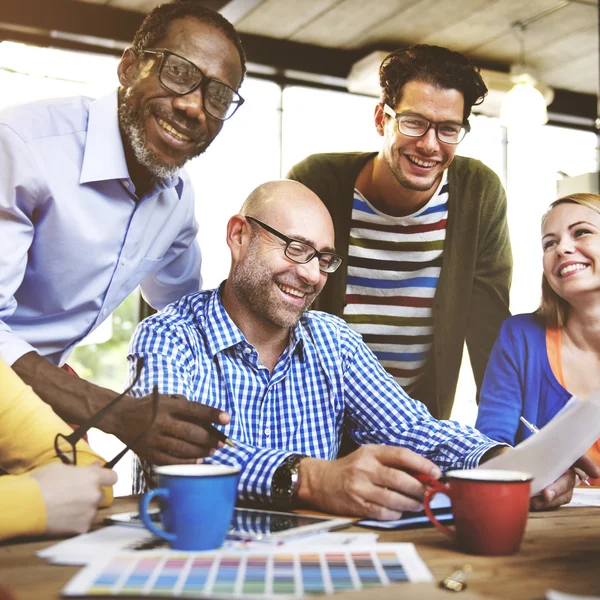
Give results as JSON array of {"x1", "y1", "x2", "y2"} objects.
[{"x1": 500, "y1": 22, "x2": 553, "y2": 128}]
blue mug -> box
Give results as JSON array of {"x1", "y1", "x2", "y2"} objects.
[{"x1": 139, "y1": 464, "x2": 240, "y2": 551}]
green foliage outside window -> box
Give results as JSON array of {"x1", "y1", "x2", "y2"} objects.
[{"x1": 69, "y1": 293, "x2": 139, "y2": 392}]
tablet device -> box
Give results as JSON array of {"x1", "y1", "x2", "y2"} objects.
[
  {"x1": 105, "y1": 507, "x2": 353, "y2": 540},
  {"x1": 358, "y1": 492, "x2": 453, "y2": 530}
]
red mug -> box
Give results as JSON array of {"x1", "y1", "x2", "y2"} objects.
[{"x1": 423, "y1": 469, "x2": 533, "y2": 556}]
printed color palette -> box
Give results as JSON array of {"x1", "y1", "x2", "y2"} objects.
[{"x1": 62, "y1": 544, "x2": 432, "y2": 598}]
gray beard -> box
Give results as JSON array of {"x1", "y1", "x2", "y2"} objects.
[
  {"x1": 118, "y1": 97, "x2": 209, "y2": 180},
  {"x1": 231, "y1": 239, "x2": 318, "y2": 330}
]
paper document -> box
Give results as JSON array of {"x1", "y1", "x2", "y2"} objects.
[
  {"x1": 38, "y1": 525, "x2": 156, "y2": 565},
  {"x1": 547, "y1": 590, "x2": 600, "y2": 600},
  {"x1": 562, "y1": 487, "x2": 600, "y2": 507},
  {"x1": 480, "y1": 394, "x2": 600, "y2": 495},
  {"x1": 39, "y1": 525, "x2": 378, "y2": 566},
  {"x1": 62, "y1": 544, "x2": 432, "y2": 598}
]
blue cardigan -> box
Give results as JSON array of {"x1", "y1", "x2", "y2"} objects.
[{"x1": 475, "y1": 313, "x2": 571, "y2": 445}]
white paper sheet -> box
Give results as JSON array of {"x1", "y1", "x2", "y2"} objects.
[
  {"x1": 479, "y1": 394, "x2": 600, "y2": 495},
  {"x1": 38, "y1": 525, "x2": 379, "y2": 566},
  {"x1": 547, "y1": 590, "x2": 600, "y2": 600},
  {"x1": 562, "y1": 487, "x2": 600, "y2": 507}
]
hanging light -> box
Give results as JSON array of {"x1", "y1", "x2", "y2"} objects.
[{"x1": 500, "y1": 23, "x2": 553, "y2": 128}]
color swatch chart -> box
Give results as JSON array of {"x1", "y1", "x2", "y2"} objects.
[{"x1": 62, "y1": 544, "x2": 432, "y2": 598}]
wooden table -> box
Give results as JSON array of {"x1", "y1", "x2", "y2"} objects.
[{"x1": 1, "y1": 497, "x2": 599, "y2": 600}]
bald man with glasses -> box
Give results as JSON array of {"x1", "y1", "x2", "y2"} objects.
[{"x1": 127, "y1": 180, "x2": 583, "y2": 518}]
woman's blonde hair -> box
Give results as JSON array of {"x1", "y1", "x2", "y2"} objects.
[{"x1": 536, "y1": 193, "x2": 600, "y2": 327}]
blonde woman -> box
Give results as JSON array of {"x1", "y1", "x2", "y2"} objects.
[{"x1": 476, "y1": 193, "x2": 600, "y2": 485}]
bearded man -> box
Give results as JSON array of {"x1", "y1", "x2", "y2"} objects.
[
  {"x1": 0, "y1": 1, "x2": 245, "y2": 466},
  {"x1": 128, "y1": 180, "x2": 593, "y2": 516}
]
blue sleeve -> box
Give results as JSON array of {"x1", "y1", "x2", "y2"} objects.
[
  {"x1": 475, "y1": 319, "x2": 524, "y2": 444},
  {"x1": 0, "y1": 124, "x2": 43, "y2": 364},
  {"x1": 127, "y1": 315, "x2": 296, "y2": 505},
  {"x1": 342, "y1": 334, "x2": 500, "y2": 470}
]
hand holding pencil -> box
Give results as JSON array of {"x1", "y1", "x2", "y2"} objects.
[{"x1": 519, "y1": 416, "x2": 590, "y2": 486}]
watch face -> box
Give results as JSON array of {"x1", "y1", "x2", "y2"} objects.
[
  {"x1": 273, "y1": 465, "x2": 293, "y2": 497},
  {"x1": 273, "y1": 456, "x2": 301, "y2": 500}
]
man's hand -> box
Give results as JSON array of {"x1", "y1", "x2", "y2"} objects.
[
  {"x1": 531, "y1": 454, "x2": 600, "y2": 510},
  {"x1": 13, "y1": 352, "x2": 231, "y2": 466},
  {"x1": 296, "y1": 445, "x2": 442, "y2": 520},
  {"x1": 31, "y1": 463, "x2": 118, "y2": 535},
  {"x1": 114, "y1": 393, "x2": 231, "y2": 466}
]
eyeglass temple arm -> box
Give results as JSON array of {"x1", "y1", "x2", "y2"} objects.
[
  {"x1": 62, "y1": 358, "x2": 145, "y2": 446},
  {"x1": 104, "y1": 384, "x2": 158, "y2": 469}
]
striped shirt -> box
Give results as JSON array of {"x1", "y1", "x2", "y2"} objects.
[
  {"x1": 344, "y1": 173, "x2": 448, "y2": 392},
  {"x1": 128, "y1": 286, "x2": 497, "y2": 504}
]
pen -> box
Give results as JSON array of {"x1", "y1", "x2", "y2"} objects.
[
  {"x1": 519, "y1": 416, "x2": 590, "y2": 486},
  {"x1": 204, "y1": 423, "x2": 237, "y2": 448}
]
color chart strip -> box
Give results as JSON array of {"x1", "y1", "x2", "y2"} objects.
[{"x1": 63, "y1": 544, "x2": 432, "y2": 598}]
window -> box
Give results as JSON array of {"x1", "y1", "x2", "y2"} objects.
[{"x1": 2, "y1": 40, "x2": 598, "y2": 480}]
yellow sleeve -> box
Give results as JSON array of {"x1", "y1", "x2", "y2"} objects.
[
  {"x1": 0, "y1": 360, "x2": 113, "y2": 508},
  {"x1": 0, "y1": 474, "x2": 47, "y2": 541}
]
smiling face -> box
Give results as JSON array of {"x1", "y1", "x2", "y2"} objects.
[
  {"x1": 542, "y1": 202, "x2": 600, "y2": 302},
  {"x1": 229, "y1": 183, "x2": 334, "y2": 331},
  {"x1": 376, "y1": 80, "x2": 464, "y2": 196},
  {"x1": 117, "y1": 16, "x2": 243, "y2": 180}
]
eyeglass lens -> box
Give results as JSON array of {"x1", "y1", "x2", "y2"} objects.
[
  {"x1": 160, "y1": 52, "x2": 241, "y2": 120},
  {"x1": 398, "y1": 115, "x2": 466, "y2": 143},
  {"x1": 284, "y1": 242, "x2": 341, "y2": 273}
]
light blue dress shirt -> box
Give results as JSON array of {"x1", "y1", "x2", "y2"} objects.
[{"x1": 0, "y1": 91, "x2": 202, "y2": 366}]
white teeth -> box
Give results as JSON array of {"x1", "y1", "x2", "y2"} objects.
[
  {"x1": 278, "y1": 284, "x2": 305, "y2": 298},
  {"x1": 157, "y1": 118, "x2": 190, "y2": 142},
  {"x1": 407, "y1": 155, "x2": 436, "y2": 167},
  {"x1": 559, "y1": 263, "x2": 588, "y2": 277}
]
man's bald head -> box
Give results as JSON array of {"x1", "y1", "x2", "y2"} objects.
[
  {"x1": 239, "y1": 180, "x2": 332, "y2": 229},
  {"x1": 222, "y1": 180, "x2": 337, "y2": 333}
]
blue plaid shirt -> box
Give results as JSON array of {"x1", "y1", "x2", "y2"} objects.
[{"x1": 128, "y1": 286, "x2": 498, "y2": 504}]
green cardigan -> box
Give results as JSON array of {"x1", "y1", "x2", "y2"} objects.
[{"x1": 287, "y1": 152, "x2": 512, "y2": 420}]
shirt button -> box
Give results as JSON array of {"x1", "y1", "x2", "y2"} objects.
[
  {"x1": 244, "y1": 348, "x2": 252, "y2": 354},
  {"x1": 102, "y1": 309, "x2": 108, "y2": 315},
  {"x1": 124, "y1": 181, "x2": 130, "y2": 187},
  {"x1": 264, "y1": 428, "x2": 271, "y2": 436}
]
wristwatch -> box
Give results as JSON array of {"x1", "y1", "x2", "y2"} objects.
[{"x1": 272, "y1": 454, "x2": 304, "y2": 508}]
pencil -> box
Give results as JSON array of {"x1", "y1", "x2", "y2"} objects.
[
  {"x1": 204, "y1": 422, "x2": 236, "y2": 448},
  {"x1": 519, "y1": 416, "x2": 590, "y2": 486}
]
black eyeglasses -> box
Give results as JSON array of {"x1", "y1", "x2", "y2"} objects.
[
  {"x1": 246, "y1": 216, "x2": 343, "y2": 274},
  {"x1": 54, "y1": 358, "x2": 158, "y2": 469},
  {"x1": 143, "y1": 48, "x2": 244, "y2": 121},
  {"x1": 383, "y1": 104, "x2": 470, "y2": 145}
]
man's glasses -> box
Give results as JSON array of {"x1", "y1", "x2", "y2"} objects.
[
  {"x1": 383, "y1": 103, "x2": 470, "y2": 145},
  {"x1": 246, "y1": 216, "x2": 343, "y2": 274},
  {"x1": 143, "y1": 49, "x2": 244, "y2": 121},
  {"x1": 54, "y1": 358, "x2": 158, "y2": 469}
]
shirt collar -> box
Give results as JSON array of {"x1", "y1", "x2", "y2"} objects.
[
  {"x1": 202, "y1": 284, "x2": 306, "y2": 361},
  {"x1": 202, "y1": 285, "x2": 247, "y2": 358},
  {"x1": 79, "y1": 90, "x2": 182, "y2": 192},
  {"x1": 80, "y1": 90, "x2": 130, "y2": 184}
]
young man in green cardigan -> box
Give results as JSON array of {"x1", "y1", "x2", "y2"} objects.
[{"x1": 287, "y1": 45, "x2": 511, "y2": 422}]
